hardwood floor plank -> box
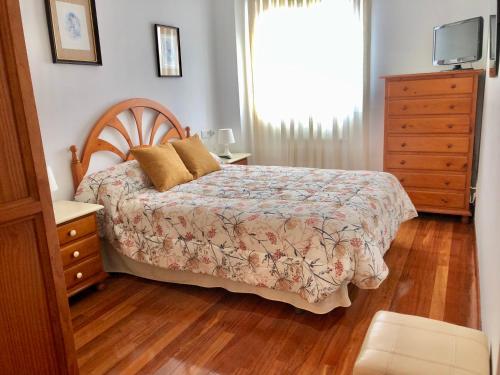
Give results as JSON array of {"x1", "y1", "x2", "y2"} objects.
[{"x1": 69, "y1": 216, "x2": 480, "y2": 375}]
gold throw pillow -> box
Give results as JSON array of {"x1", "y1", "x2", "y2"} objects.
[
  {"x1": 172, "y1": 134, "x2": 221, "y2": 179},
  {"x1": 130, "y1": 144, "x2": 193, "y2": 191}
]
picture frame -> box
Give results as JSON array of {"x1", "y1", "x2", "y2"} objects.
[
  {"x1": 44, "y1": 0, "x2": 102, "y2": 65},
  {"x1": 155, "y1": 24, "x2": 182, "y2": 77}
]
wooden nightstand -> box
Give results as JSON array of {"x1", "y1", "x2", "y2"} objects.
[
  {"x1": 53, "y1": 201, "x2": 107, "y2": 297},
  {"x1": 220, "y1": 153, "x2": 251, "y2": 165}
]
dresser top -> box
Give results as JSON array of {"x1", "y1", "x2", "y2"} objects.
[
  {"x1": 53, "y1": 200, "x2": 103, "y2": 225},
  {"x1": 381, "y1": 69, "x2": 484, "y2": 80}
]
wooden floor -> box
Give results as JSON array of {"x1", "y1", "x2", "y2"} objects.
[{"x1": 70, "y1": 215, "x2": 480, "y2": 375}]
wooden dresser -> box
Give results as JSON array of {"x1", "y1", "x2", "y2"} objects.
[
  {"x1": 54, "y1": 201, "x2": 107, "y2": 297},
  {"x1": 383, "y1": 70, "x2": 483, "y2": 221}
]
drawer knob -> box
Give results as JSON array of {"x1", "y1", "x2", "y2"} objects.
[
  {"x1": 447, "y1": 124, "x2": 454, "y2": 129},
  {"x1": 403, "y1": 86, "x2": 409, "y2": 91},
  {"x1": 76, "y1": 272, "x2": 83, "y2": 280},
  {"x1": 451, "y1": 84, "x2": 457, "y2": 89},
  {"x1": 69, "y1": 229, "x2": 77, "y2": 237},
  {"x1": 401, "y1": 124, "x2": 408, "y2": 129},
  {"x1": 73, "y1": 251, "x2": 80, "y2": 258},
  {"x1": 400, "y1": 160, "x2": 406, "y2": 165},
  {"x1": 402, "y1": 105, "x2": 408, "y2": 110},
  {"x1": 399, "y1": 178, "x2": 405, "y2": 183},
  {"x1": 447, "y1": 144, "x2": 453, "y2": 149},
  {"x1": 444, "y1": 181, "x2": 450, "y2": 186},
  {"x1": 446, "y1": 162, "x2": 452, "y2": 167},
  {"x1": 441, "y1": 198, "x2": 449, "y2": 204},
  {"x1": 449, "y1": 105, "x2": 456, "y2": 110},
  {"x1": 401, "y1": 142, "x2": 407, "y2": 147}
]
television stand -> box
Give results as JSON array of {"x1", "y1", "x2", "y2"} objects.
[{"x1": 444, "y1": 64, "x2": 474, "y2": 71}]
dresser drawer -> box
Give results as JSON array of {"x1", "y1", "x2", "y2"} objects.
[
  {"x1": 57, "y1": 213, "x2": 97, "y2": 245},
  {"x1": 407, "y1": 190, "x2": 466, "y2": 209},
  {"x1": 389, "y1": 171, "x2": 467, "y2": 190},
  {"x1": 387, "y1": 136, "x2": 469, "y2": 153},
  {"x1": 388, "y1": 98, "x2": 472, "y2": 116},
  {"x1": 386, "y1": 154, "x2": 468, "y2": 171},
  {"x1": 387, "y1": 77, "x2": 474, "y2": 97},
  {"x1": 64, "y1": 255, "x2": 103, "y2": 291},
  {"x1": 60, "y1": 234, "x2": 100, "y2": 269},
  {"x1": 387, "y1": 117, "x2": 470, "y2": 134}
]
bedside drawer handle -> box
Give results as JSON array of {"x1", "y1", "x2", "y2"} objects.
[
  {"x1": 76, "y1": 272, "x2": 83, "y2": 280},
  {"x1": 444, "y1": 181, "x2": 451, "y2": 186},
  {"x1": 69, "y1": 229, "x2": 77, "y2": 237},
  {"x1": 441, "y1": 198, "x2": 449, "y2": 204},
  {"x1": 446, "y1": 162, "x2": 452, "y2": 167},
  {"x1": 401, "y1": 124, "x2": 408, "y2": 129},
  {"x1": 403, "y1": 86, "x2": 409, "y2": 91},
  {"x1": 451, "y1": 84, "x2": 457, "y2": 89},
  {"x1": 449, "y1": 104, "x2": 456, "y2": 110},
  {"x1": 73, "y1": 251, "x2": 80, "y2": 258},
  {"x1": 399, "y1": 178, "x2": 405, "y2": 183},
  {"x1": 401, "y1": 142, "x2": 407, "y2": 148},
  {"x1": 447, "y1": 124, "x2": 454, "y2": 129},
  {"x1": 400, "y1": 160, "x2": 406, "y2": 165},
  {"x1": 402, "y1": 105, "x2": 408, "y2": 111},
  {"x1": 447, "y1": 144, "x2": 453, "y2": 149}
]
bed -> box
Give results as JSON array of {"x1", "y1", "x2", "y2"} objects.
[{"x1": 71, "y1": 98, "x2": 417, "y2": 314}]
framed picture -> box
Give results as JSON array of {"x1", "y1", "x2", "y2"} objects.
[
  {"x1": 44, "y1": 0, "x2": 102, "y2": 65},
  {"x1": 155, "y1": 24, "x2": 182, "y2": 77}
]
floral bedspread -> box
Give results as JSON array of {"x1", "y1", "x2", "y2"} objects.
[{"x1": 75, "y1": 161, "x2": 417, "y2": 304}]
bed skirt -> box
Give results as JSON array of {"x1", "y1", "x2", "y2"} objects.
[{"x1": 101, "y1": 241, "x2": 352, "y2": 314}]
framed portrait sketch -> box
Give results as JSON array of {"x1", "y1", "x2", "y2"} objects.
[
  {"x1": 44, "y1": 0, "x2": 102, "y2": 65},
  {"x1": 155, "y1": 24, "x2": 182, "y2": 77}
]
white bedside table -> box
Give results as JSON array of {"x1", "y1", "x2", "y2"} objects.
[
  {"x1": 220, "y1": 153, "x2": 252, "y2": 165},
  {"x1": 53, "y1": 201, "x2": 106, "y2": 297}
]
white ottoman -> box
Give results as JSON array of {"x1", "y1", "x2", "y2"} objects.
[{"x1": 354, "y1": 311, "x2": 489, "y2": 375}]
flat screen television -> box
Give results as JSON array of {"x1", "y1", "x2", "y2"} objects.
[{"x1": 433, "y1": 17, "x2": 484, "y2": 70}]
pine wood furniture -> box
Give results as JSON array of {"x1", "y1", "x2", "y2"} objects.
[
  {"x1": 0, "y1": 1, "x2": 77, "y2": 373},
  {"x1": 70, "y1": 216, "x2": 480, "y2": 375},
  {"x1": 70, "y1": 98, "x2": 190, "y2": 190},
  {"x1": 383, "y1": 70, "x2": 484, "y2": 222},
  {"x1": 220, "y1": 152, "x2": 251, "y2": 165},
  {"x1": 54, "y1": 201, "x2": 106, "y2": 297}
]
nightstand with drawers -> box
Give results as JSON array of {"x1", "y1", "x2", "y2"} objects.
[{"x1": 53, "y1": 200, "x2": 107, "y2": 297}]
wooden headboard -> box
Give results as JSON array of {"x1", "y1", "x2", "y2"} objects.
[{"x1": 69, "y1": 98, "x2": 190, "y2": 191}]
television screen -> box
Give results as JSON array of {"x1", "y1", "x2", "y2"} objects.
[{"x1": 433, "y1": 17, "x2": 483, "y2": 66}]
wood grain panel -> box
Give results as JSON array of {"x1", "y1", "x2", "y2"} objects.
[
  {"x1": 60, "y1": 234, "x2": 100, "y2": 269},
  {"x1": 0, "y1": 1, "x2": 77, "y2": 373},
  {"x1": 387, "y1": 136, "x2": 469, "y2": 153},
  {"x1": 407, "y1": 190, "x2": 466, "y2": 209},
  {"x1": 388, "y1": 98, "x2": 472, "y2": 116},
  {"x1": 387, "y1": 117, "x2": 470, "y2": 134},
  {"x1": 69, "y1": 216, "x2": 479, "y2": 375},
  {"x1": 58, "y1": 214, "x2": 97, "y2": 246},
  {"x1": 0, "y1": 219, "x2": 60, "y2": 374},
  {"x1": 387, "y1": 77, "x2": 473, "y2": 97},
  {"x1": 388, "y1": 171, "x2": 466, "y2": 190},
  {"x1": 386, "y1": 154, "x2": 468, "y2": 172}
]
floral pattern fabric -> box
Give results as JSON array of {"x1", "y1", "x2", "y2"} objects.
[{"x1": 75, "y1": 161, "x2": 417, "y2": 304}]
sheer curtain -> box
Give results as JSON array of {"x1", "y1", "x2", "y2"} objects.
[{"x1": 242, "y1": 0, "x2": 370, "y2": 169}]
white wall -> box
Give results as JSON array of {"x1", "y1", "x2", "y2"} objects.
[
  {"x1": 369, "y1": 0, "x2": 491, "y2": 170},
  {"x1": 476, "y1": 73, "x2": 500, "y2": 375},
  {"x1": 20, "y1": 0, "x2": 219, "y2": 200}
]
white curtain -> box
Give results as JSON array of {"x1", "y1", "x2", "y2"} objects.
[{"x1": 242, "y1": 0, "x2": 370, "y2": 170}]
